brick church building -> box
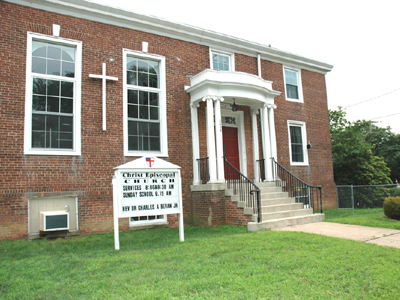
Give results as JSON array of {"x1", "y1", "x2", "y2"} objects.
[{"x1": 0, "y1": 0, "x2": 336, "y2": 240}]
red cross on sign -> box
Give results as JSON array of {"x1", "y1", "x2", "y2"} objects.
[{"x1": 146, "y1": 157, "x2": 155, "y2": 167}]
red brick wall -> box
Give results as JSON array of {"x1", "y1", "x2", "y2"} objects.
[
  {"x1": 0, "y1": 2, "x2": 209, "y2": 239},
  {"x1": 261, "y1": 60, "x2": 337, "y2": 208},
  {"x1": 191, "y1": 190, "x2": 251, "y2": 226}
]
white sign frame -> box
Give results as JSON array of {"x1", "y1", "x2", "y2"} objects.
[{"x1": 112, "y1": 157, "x2": 184, "y2": 250}]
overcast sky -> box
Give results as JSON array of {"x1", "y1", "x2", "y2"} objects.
[{"x1": 91, "y1": 0, "x2": 400, "y2": 133}]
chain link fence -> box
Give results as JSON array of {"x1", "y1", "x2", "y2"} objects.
[{"x1": 337, "y1": 184, "x2": 400, "y2": 209}]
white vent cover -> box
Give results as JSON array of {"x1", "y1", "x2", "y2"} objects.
[{"x1": 40, "y1": 211, "x2": 69, "y2": 231}]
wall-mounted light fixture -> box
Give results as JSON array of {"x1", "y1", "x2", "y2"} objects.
[{"x1": 232, "y1": 98, "x2": 238, "y2": 112}]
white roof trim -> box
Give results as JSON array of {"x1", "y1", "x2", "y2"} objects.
[{"x1": 5, "y1": 0, "x2": 333, "y2": 74}]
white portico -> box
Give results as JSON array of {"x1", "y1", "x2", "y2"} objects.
[{"x1": 185, "y1": 69, "x2": 281, "y2": 185}]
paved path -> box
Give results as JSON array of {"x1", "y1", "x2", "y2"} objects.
[{"x1": 274, "y1": 222, "x2": 400, "y2": 248}]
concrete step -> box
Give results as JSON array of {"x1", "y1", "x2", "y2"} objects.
[
  {"x1": 256, "y1": 182, "x2": 276, "y2": 188},
  {"x1": 259, "y1": 186, "x2": 283, "y2": 193},
  {"x1": 261, "y1": 203, "x2": 304, "y2": 213},
  {"x1": 248, "y1": 213, "x2": 325, "y2": 231},
  {"x1": 261, "y1": 197, "x2": 296, "y2": 206},
  {"x1": 260, "y1": 192, "x2": 289, "y2": 199},
  {"x1": 261, "y1": 208, "x2": 313, "y2": 221}
]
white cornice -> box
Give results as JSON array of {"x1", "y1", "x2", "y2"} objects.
[{"x1": 5, "y1": 0, "x2": 333, "y2": 74}]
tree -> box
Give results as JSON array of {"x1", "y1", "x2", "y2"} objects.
[
  {"x1": 365, "y1": 125, "x2": 400, "y2": 183},
  {"x1": 329, "y1": 107, "x2": 392, "y2": 185}
]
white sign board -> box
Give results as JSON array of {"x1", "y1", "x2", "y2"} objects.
[{"x1": 112, "y1": 157, "x2": 184, "y2": 250}]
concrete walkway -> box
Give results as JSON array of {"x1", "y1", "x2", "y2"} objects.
[{"x1": 274, "y1": 222, "x2": 400, "y2": 248}]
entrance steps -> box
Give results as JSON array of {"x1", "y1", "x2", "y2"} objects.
[{"x1": 246, "y1": 182, "x2": 324, "y2": 231}]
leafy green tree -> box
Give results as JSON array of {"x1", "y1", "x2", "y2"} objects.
[
  {"x1": 329, "y1": 107, "x2": 392, "y2": 185},
  {"x1": 365, "y1": 125, "x2": 400, "y2": 183}
]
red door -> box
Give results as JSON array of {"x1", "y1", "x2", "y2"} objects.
[{"x1": 223, "y1": 127, "x2": 240, "y2": 175}]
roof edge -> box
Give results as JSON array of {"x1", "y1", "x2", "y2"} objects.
[{"x1": 5, "y1": 0, "x2": 333, "y2": 74}]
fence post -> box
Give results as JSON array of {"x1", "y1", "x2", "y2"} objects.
[{"x1": 351, "y1": 185, "x2": 354, "y2": 209}]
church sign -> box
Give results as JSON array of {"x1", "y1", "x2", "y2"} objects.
[{"x1": 112, "y1": 157, "x2": 184, "y2": 249}]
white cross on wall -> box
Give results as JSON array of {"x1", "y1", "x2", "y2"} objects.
[{"x1": 89, "y1": 63, "x2": 118, "y2": 130}]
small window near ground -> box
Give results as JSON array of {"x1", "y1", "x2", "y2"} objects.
[{"x1": 129, "y1": 215, "x2": 167, "y2": 226}]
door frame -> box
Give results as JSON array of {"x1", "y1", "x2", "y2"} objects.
[{"x1": 220, "y1": 109, "x2": 247, "y2": 177}]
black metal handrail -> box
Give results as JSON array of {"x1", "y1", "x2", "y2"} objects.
[
  {"x1": 197, "y1": 157, "x2": 210, "y2": 184},
  {"x1": 256, "y1": 159, "x2": 265, "y2": 182},
  {"x1": 271, "y1": 158, "x2": 323, "y2": 214},
  {"x1": 224, "y1": 156, "x2": 261, "y2": 222}
]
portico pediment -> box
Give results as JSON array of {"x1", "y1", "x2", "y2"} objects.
[{"x1": 185, "y1": 69, "x2": 281, "y2": 109}]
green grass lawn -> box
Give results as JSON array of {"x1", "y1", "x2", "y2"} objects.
[
  {"x1": 1, "y1": 226, "x2": 400, "y2": 299},
  {"x1": 324, "y1": 208, "x2": 400, "y2": 229}
]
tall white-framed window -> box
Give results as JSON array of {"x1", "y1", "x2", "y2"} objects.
[
  {"x1": 24, "y1": 32, "x2": 82, "y2": 155},
  {"x1": 287, "y1": 120, "x2": 308, "y2": 166},
  {"x1": 283, "y1": 66, "x2": 303, "y2": 102},
  {"x1": 210, "y1": 49, "x2": 235, "y2": 71},
  {"x1": 123, "y1": 49, "x2": 167, "y2": 157}
]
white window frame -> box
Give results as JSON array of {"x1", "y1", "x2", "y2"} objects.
[
  {"x1": 287, "y1": 120, "x2": 309, "y2": 166},
  {"x1": 129, "y1": 214, "x2": 168, "y2": 227},
  {"x1": 24, "y1": 32, "x2": 82, "y2": 156},
  {"x1": 283, "y1": 66, "x2": 303, "y2": 103},
  {"x1": 209, "y1": 49, "x2": 235, "y2": 71},
  {"x1": 123, "y1": 49, "x2": 168, "y2": 157}
]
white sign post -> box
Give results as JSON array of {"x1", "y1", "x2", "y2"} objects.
[{"x1": 112, "y1": 157, "x2": 184, "y2": 250}]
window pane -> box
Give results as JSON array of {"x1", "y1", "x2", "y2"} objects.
[
  {"x1": 150, "y1": 107, "x2": 158, "y2": 120},
  {"x1": 286, "y1": 84, "x2": 299, "y2": 99},
  {"x1": 290, "y1": 126, "x2": 304, "y2": 163},
  {"x1": 150, "y1": 137, "x2": 160, "y2": 151},
  {"x1": 127, "y1": 71, "x2": 137, "y2": 85},
  {"x1": 62, "y1": 61, "x2": 75, "y2": 77},
  {"x1": 47, "y1": 80, "x2": 60, "y2": 96},
  {"x1": 128, "y1": 120, "x2": 138, "y2": 135},
  {"x1": 33, "y1": 78, "x2": 46, "y2": 95},
  {"x1": 128, "y1": 104, "x2": 138, "y2": 118},
  {"x1": 61, "y1": 81, "x2": 73, "y2": 97},
  {"x1": 48, "y1": 46, "x2": 61, "y2": 60},
  {"x1": 32, "y1": 114, "x2": 45, "y2": 130},
  {"x1": 61, "y1": 98, "x2": 73, "y2": 113},
  {"x1": 32, "y1": 57, "x2": 46, "y2": 74},
  {"x1": 150, "y1": 123, "x2": 160, "y2": 137},
  {"x1": 47, "y1": 59, "x2": 61, "y2": 76},
  {"x1": 285, "y1": 69, "x2": 298, "y2": 85},
  {"x1": 139, "y1": 91, "x2": 148, "y2": 105},
  {"x1": 138, "y1": 60, "x2": 148, "y2": 72},
  {"x1": 127, "y1": 57, "x2": 137, "y2": 71},
  {"x1": 149, "y1": 93, "x2": 158, "y2": 106},
  {"x1": 138, "y1": 122, "x2": 149, "y2": 135},
  {"x1": 128, "y1": 90, "x2": 138, "y2": 104},
  {"x1": 213, "y1": 53, "x2": 230, "y2": 71},
  {"x1": 32, "y1": 95, "x2": 46, "y2": 111},
  {"x1": 47, "y1": 96, "x2": 60, "y2": 112},
  {"x1": 32, "y1": 131, "x2": 45, "y2": 148},
  {"x1": 138, "y1": 72, "x2": 148, "y2": 87}
]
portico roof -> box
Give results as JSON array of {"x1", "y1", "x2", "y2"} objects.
[{"x1": 185, "y1": 70, "x2": 281, "y2": 110}]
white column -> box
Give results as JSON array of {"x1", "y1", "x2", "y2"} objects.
[
  {"x1": 251, "y1": 109, "x2": 260, "y2": 182},
  {"x1": 191, "y1": 102, "x2": 201, "y2": 185},
  {"x1": 261, "y1": 104, "x2": 273, "y2": 181},
  {"x1": 202, "y1": 96, "x2": 218, "y2": 183},
  {"x1": 268, "y1": 104, "x2": 277, "y2": 163},
  {"x1": 214, "y1": 96, "x2": 225, "y2": 183}
]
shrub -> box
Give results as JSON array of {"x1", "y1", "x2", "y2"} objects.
[
  {"x1": 383, "y1": 196, "x2": 400, "y2": 220},
  {"x1": 388, "y1": 187, "x2": 400, "y2": 197}
]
